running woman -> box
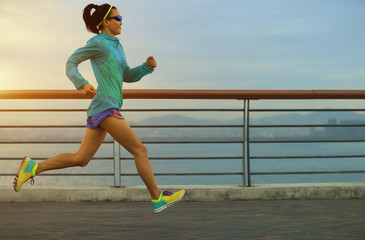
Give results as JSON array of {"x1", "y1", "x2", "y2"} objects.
[{"x1": 13, "y1": 3, "x2": 184, "y2": 213}]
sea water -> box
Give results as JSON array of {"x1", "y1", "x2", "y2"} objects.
[{"x1": 2, "y1": 140, "x2": 363, "y2": 187}]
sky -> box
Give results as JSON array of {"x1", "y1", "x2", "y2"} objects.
[{"x1": 1, "y1": 0, "x2": 365, "y2": 92}]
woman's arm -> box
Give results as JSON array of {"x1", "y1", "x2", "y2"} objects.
[
  {"x1": 123, "y1": 56, "x2": 156, "y2": 83},
  {"x1": 66, "y1": 38, "x2": 107, "y2": 90}
]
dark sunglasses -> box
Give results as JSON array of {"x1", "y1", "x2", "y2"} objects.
[{"x1": 106, "y1": 16, "x2": 122, "y2": 22}]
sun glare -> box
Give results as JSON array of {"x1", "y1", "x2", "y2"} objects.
[{"x1": 0, "y1": 68, "x2": 14, "y2": 90}]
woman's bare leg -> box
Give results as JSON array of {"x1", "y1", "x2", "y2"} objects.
[
  {"x1": 99, "y1": 117, "x2": 161, "y2": 200},
  {"x1": 35, "y1": 128, "x2": 107, "y2": 174}
]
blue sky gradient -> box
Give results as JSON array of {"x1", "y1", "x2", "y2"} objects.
[{"x1": 0, "y1": 0, "x2": 364, "y2": 91}]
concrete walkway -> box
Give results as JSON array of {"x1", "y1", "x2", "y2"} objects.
[
  {"x1": 1, "y1": 200, "x2": 364, "y2": 239},
  {"x1": 1, "y1": 183, "x2": 365, "y2": 202}
]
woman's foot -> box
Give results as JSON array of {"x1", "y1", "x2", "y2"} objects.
[
  {"x1": 13, "y1": 156, "x2": 38, "y2": 192},
  {"x1": 152, "y1": 190, "x2": 185, "y2": 213}
]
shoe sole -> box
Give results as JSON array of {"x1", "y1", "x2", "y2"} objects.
[{"x1": 154, "y1": 190, "x2": 185, "y2": 213}]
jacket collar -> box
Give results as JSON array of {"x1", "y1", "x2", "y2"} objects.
[{"x1": 100, "y1": 32, "x2": 119, "y2": 42}]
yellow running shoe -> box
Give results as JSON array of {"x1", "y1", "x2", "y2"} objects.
[
  {"x1": 13, "y1": 156, "x2": 38, "y2": 192},
  {"x1": 152, "y1": 190, "x2": 185, "y2": 213}
]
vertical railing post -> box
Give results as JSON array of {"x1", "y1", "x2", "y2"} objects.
[
  {"x1": 242, "y1": 100, "x2": 246, "y2": 186},
  {"x1": 243, "y1": 100, "x2": 251, "y2": 187},
  {"x1": 246, "y1": 100, "x2": 251, "y2": 186},
  {"x1": 113, "y1": 140, "x2": 121, "y2": 187}
]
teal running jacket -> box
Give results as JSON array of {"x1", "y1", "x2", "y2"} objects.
[{"x1": 66, "y1": 33, "x2": 154, "y2": 117}]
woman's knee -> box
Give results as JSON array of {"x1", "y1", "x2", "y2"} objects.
[
  {"x1": 72, "y1": 153, "x2": 92, "y2": 167},
  {"x1": 130, "y1": 144, "x2": 148, "y2": 158}
]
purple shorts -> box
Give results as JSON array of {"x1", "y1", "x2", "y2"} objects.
[{"x1": 87, "y1": 108, "x2": 125, "y2": 130}]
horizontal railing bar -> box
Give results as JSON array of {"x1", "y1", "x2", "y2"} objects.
[
  {"x1": 125, "y1": 109, "x2": 244, "y2": 112},
  {"x1": 0, "y1": 125, "x2": 244, "y2": 129},
  {"x1": 3, "y1": 171, "x2": 364, "y2": 176},
  {"x1": 0, "y1": 141, "x2": 114, "y2": 144},
  {"x1": 0, "y1": 140, "x2": 242, "y2": 144},
  {"x1": 2, "y1": 124, "x2": 365, "y2": 129},
  {"x1": 2, "y1": 108, "x2": 365, "y2": 112},
  {"x1": 120, "y1": 156, "x2": 242, "y2": 160},
  {"x1": 142, "y1": 140, "x2": 243, "y2": 144},
  {"x1": 251, "y1": 139, "x2": 365, "y2": 143},
  {"x1": 2, "y1": 155, "x2": 361, "y2": 161},
  {"x1": 251, "y1": 124, "x2": 365, "y2": 128},
  {"x1": 2, "y1": 89, "x2": 365, "y2": 99},
  {"x1": 0, "y1": 157, "x2": 241, "y2": 161},
  {"x1": 132, "y1": 125, "x2": 243, "y2": 128},
  {"x1": 0, "y1": 109, "x2": 87, "y2": 112},
  {"x1": 0, "y1": 157, "x2": 113, "y2": 161},
  {"x1": 251, "y1": 155, "x2": 365, "y2": 159},
  {"x1": 0, "y1": 108, "x2": 243, "y2": 112},
  {"x1": 0, "y1": 173, "x2": 114, "y2": 176},
  {"x1": 121, "y1": 172, "x2": 243, "y2": 176},
  {"x1": 0, "y1": 173, "x2": 243, "y2": 177},
  {"x1": 251, "y1": 171, "x2": 365, "y2": 175},
  {"x1": 251, "y1": 109, "x2": 365, "y2": 112},
  {"x1": 3, "y1": 139, "x2": 365, "y2": 144},
  {"x1": 0, "y1": 125, "x2": 86, "y2": 128}
]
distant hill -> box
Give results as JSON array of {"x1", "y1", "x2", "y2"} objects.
[
  {"x1": 1, "y1": 111, "x2": 365, "y2": 140},
  {"x1": 251, "y1": 110, "x2": 365, "y2": 125}
]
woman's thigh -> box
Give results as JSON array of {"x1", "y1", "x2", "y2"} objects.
[
  {"x1": 77, "y1": 128, "x2": 107, "y2": 161},
  {"x1": 99, "y1": 116, "x2": 144, "y2": 155}
]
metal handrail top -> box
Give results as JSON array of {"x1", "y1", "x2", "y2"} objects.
[{"x1": 1, "y1": 89, "x2": 365, "y2": 100}]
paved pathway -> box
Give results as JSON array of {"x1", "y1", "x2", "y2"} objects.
[{"x1": 0, "y1": 200, "x2": 364, "y2": 239}]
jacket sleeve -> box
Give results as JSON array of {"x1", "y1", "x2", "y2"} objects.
[
  {"x1": 123, "y1": 62, "x2": 154, "y2": 83},
  {"x1": 66, "y1": 38, "x2": 107, "y2": 90}
]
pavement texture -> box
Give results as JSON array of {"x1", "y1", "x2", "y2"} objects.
[
  {"x1": 0, "y1": 200, "x2": 364, "y2": 240},
  {"x1": 2, "y1": 183, "x2": 365, "y2": 202}
]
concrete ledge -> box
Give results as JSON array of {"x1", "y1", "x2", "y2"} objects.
[{"x1": 1, "y1": 183, "x2": 364, "y2": 202}]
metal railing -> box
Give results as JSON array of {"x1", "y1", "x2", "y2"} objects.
[{"x1": 1, "y1": 89, "x2": 365, "y2": 187}]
